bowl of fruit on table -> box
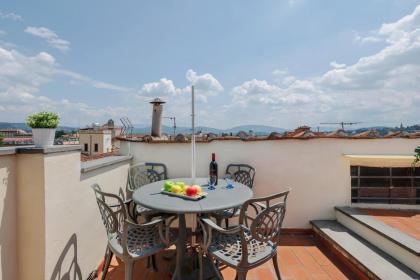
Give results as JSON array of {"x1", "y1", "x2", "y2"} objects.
[{"x1": 162, "y1": 181, "x2": 206, "y2": 200}]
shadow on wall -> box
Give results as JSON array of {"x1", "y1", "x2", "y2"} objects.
[
  {"x1": 0, "y1": 164, "x2": 15, "y2": 280},
  {"x1": 50, "y1": 233, "x2": 82, "y2": 280}
]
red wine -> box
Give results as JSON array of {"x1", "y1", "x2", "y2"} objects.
[{"x1": 209, "y1": 153, "x2": 218, "y2": 185}]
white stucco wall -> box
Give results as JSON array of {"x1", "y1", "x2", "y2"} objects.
[
  {"x1": 0, "y1": 154, "x2": 17, "y2": 280},
  {"x1": 43, "y1": 152, "x2": 130, "y2": 279},
  {"x1": 0, "y1": 148, "x2": 130, "y2": 280},
  {"x1": 120, "y1": 138, "x2": 420, "y2": 228}
]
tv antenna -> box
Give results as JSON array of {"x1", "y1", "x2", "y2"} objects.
[
  {"x1": 120, "y1": 117, "x2": 134, "y2": 138},
  {"x1": 164, "y1": 116, "x2": 176, "y2": 138},
  {"x1": 320, "y1": 122, "x2": 362, "y2": 130}
]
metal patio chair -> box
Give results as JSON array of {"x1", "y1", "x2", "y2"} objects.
[
  {"x1": 199, "y1": 189, "x2": 290, "y2": 280},
  {"x1": 212, "y1": 164, "x2": 256, "y2": 227},
  {"x1": 125, "y1": 162, "x2": 168, "y2": 220},
  {"x1": 91, "y1": 184, "x2": 176, "y2": 280}
]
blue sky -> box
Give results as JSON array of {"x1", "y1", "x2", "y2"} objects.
[{"x1": 1, "y1": 0, "x2": 420, "y2": 129}]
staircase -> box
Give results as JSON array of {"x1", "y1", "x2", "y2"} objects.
[{"x1": 311, "y1": 207, "x2": 420, "y2": 280}]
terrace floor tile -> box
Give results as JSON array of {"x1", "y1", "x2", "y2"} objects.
[
  {"x1": 97, "y1": 233, "x2": 357, "y2": 279},
  {"x1": 360, "y1": 208, "x2": 420, "y2": 240}
]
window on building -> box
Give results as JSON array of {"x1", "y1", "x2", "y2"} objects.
[
  {"x1": 84, "y1": 143, "x2": 88, "y2": 152},
  {"x1": 351, "y1": 166, "x2": 420, "y2": 205},
  {"x1": 94, "y1": 143, "x2": 99, "y2": 152}
]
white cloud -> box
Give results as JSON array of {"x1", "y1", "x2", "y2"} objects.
[
  {"x1": 2, "y1": 5, "x2": 420, "y2": 128},
  {"x1": 329, "y1": 61, "x2": 346, "y2": 69},
  {"x1": 231, "y1": 79, "x2": 314, "y2": 108},
  {"x1": 0, "y1": 30, "x2": 6, "y2": 36},
  {"x1": 186, "y1": 69, "x2": 223, "y2": 92},
  {"x1": 137, "y1": 69, "x2": 223, "y2": 103},
  {"x1": 379, "y1": 5, "x2": 420, "y2": 40},
  {"x1": 25, "y1": 26, "x2": 70, "y2": 52},
  {"x1": 0, "y1": 46, "x2": 139, "y2": 124},
  {"x1": 0, "y1": 11, "x2": 22, "y2": 21},
  {"x1": 55, "y1": 69, "x2": 133, "y2": 92},
  {"x1": 354, "y1": 33, "x2": 383, "y2": 44},
  {"x1": 185, "y1": 69, "x2": 223, "y2": 102},
  {"x1": 229, "y1": 5, "x2": 420, "y2": 126},
  {"x1": 273, "y1": 69, "x2": 297, "y2": 86},
  {"x1": 140, "y1": 78, "x2": 184, "y2": 97}
]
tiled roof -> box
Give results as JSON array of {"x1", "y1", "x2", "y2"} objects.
[{"x1": 116, "y1": 126, "x2": 420, "y2": 143}]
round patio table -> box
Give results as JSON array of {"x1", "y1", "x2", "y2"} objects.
[{"x1": 132, "y1": 177, "x2": 253, "y2": 280}]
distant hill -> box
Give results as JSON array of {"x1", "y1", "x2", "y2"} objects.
[
  {"x1": 1, "y1": 121, "x2": 419, "y2": 136},
  {"x1": 351, "y1": 125, "x2": 420, "y2": 136},
  {"x1": 0, "y1": 122, "x2": 77, "y2": 132}
]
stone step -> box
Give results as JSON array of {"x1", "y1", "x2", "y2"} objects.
[
  {"x1": 311, "y1": 220, "x2": 419, "y2": 280},
  {"x1": 335, "y1": 206, "x2": 419, "y2": 274}
]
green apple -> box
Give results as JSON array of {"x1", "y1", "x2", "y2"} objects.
[{"x1": 164, "y1": 181, "x2": 174, "y2": 192}]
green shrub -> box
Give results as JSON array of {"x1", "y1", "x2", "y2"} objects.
[
  {"x1": 26, "y1": 111, "x2": 60, "y2": 129},
  {"x1": 414, "y1": 146, "x2": 420, "y2": 167}
]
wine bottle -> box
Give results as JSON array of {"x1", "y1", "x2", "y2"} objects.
[{"x1": 209, "y1": 153, "x2": 218, "y2": 185}]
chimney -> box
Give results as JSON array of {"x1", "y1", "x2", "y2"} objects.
[{"x1": 150, "y1": 97, "x2": 166, "y2": 137}]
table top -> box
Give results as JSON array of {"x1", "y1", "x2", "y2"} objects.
[{"x1": 132, "y1": 178, "x2": 253, "y2": 214}]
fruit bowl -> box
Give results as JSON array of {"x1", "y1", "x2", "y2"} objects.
[{"x1": 161, "y1": 181, "x2": 207, "y2": 201}]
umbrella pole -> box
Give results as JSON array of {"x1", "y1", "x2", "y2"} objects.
[{"x1": 191, "y1": 85, "x2": 196, "y2": 182}]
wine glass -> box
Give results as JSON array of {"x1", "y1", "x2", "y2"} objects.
[
  {"x1": 208, "y1": 175, "x2": 217, "y2": 190},
  {"x1": 225, "y1": 174, "x2": 234, "y2": 189}
]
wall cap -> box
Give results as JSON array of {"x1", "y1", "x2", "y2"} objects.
[
  {"x1": 81, "y1": 155, "x2": 133, "y2": 173},
  {"x1": 16, "y1": 145, "x2": 81, "y2": 154},
  {"x1": 0, "y1": 146, "x2": 21, "y2": 155}
]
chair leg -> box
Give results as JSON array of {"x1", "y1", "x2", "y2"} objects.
[
  {"x1": 102, "y1": 247, "x2": 113, "y2": 280},
  {"x1": 151, "y1": 255, "x2": 158, "y2": 271},
  {"x1": 124, "y1": 261, "x2": 134, "y2": 280},
  {"x1": 237, "y1": 270, "x2": 247, "y2": 280},
  {"x1": 209, "y1": 258, "x2": 224, "y2": 280},
  {"x1": 225, "y1": 218, "x2": 229, "y2": 228},
  {"x1": 198, "y1": 248, "x2": 204, "y2": 280},
  {"x1": 273, "y1": 254, "x2": 282, "y2": 280}
]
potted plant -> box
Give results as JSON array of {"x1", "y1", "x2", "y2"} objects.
[
  {"x1": 413, "y1": 146, "x2": 420, "y2": 168},
  {"x1": 26, "y1": 111, "x2": 60, "y2": 147}
]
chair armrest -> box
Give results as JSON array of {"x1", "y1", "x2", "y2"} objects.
[
  {"x1": 198, "y1": 218, "x2": 244, "y2": 251},
  {"x1": 251, "y1": 201, "x2": 267, "y2": 210},
  {"x1": 200, "y1": 218, "x2": 242, "y2": 234},
  {"x1": 107, "y1": 198, "x2": 132, "y2": 209}
]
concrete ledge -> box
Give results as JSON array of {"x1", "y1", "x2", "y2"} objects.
[
  {"x1": 81, "y1": 155, "x2": 133, "y2": 173},
  {"x1": 16, "y1": 145, "x2": 81, "y2": 154},
  {"x1": 343, "y1": 154, "x2": 416, "y2": 167},
  {"x1": 0, "y1": 146, "x2": 19, "y2": 155}
]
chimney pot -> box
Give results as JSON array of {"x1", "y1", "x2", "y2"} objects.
[{"x1": 150, "y1": 97, "x2": 165, "y2": 137}]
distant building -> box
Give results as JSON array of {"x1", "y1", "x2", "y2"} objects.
[
  {"x1": 0, "y1": 128, "x2": 31, "y2": 138},
  {"x1": 0, "y1": 128, "x2": 33, "y2": 146},
  {"x1": 101, "y1": 119, "x2": 122, "y2": 139},
  {"x1": 79, "y1": 124, "x2": 112, "y2": 155}
]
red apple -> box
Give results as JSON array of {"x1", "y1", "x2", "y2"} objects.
[{"x1": 186, "y1": 185, "x2": 198, "y2": 196}]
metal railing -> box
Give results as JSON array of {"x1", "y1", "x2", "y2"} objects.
[{"x1": 351, "y1": 166, "x2": 420, "y2": 205}]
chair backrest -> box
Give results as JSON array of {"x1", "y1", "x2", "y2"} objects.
[
  {"x1": 238, "y1": 189, "x2": 290, "y2": 267},
  {"x1": 226, "y1": 164, "x2": 256, "y2": 188},
  {"x1": 127, "y1": 162, "x2": 167, "y2": 193},
  {"x1": 91, "y1": 184, "x2": 127, "y2": 242},
  {"x1": 145, "y1": 162, "x2": 168, "y2": 181}
]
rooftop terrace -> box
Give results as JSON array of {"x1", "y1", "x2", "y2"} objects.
[{"x1": 0, "y1": 137, "x2": 419, "y2": 279}]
